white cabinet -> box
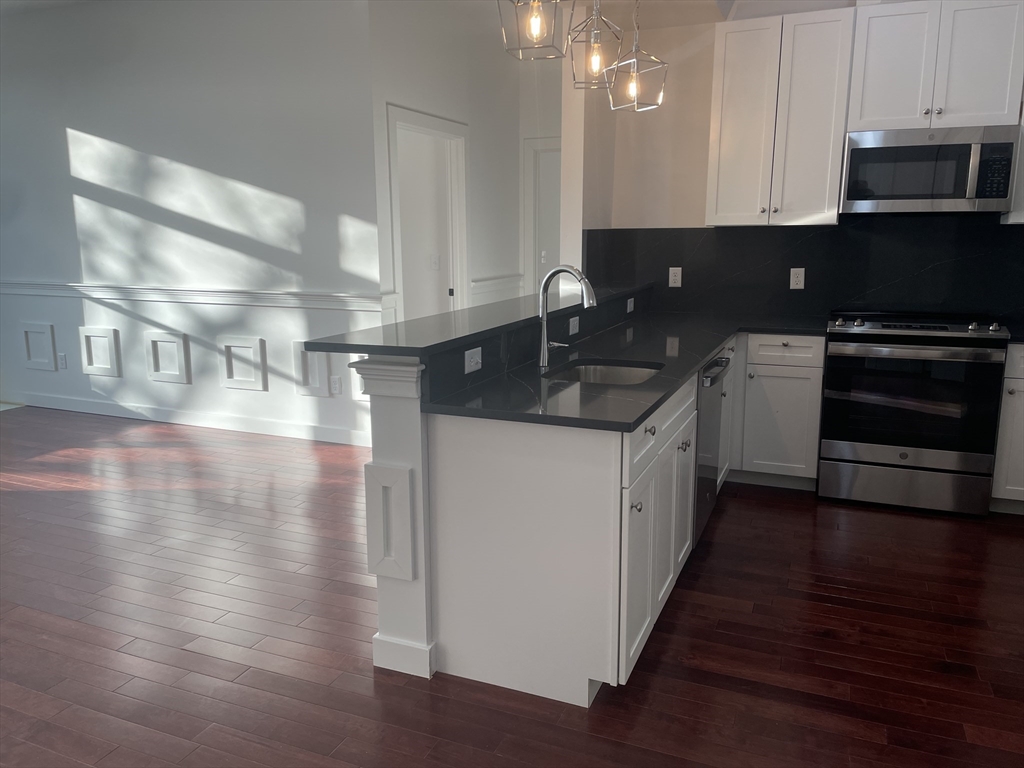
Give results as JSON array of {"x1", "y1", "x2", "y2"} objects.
[
  {"x1": 743, "y1": 364, "x2": 823, "y2": 478},
  {"x1": 652, "y1": 433, "x2": 678, "y2": 615},
  {"x1": 706, "y1": 9, "x2": 854, "y2": 226},
  {"x1": 849, "y1": 0, "x2": 1024, "y2": 131},
  {"x1": 993, "y1": 378, "x2": 1024, "y2": 501},
  {"x1": 619, "y1": 460, "x2": 655, "y2": 684},
  {"x1": 718, "y1": 360, "x2": 736, "y2": 489},
  {"x1": 674, "y1": 412, "x2": 698, "y2": 572}
]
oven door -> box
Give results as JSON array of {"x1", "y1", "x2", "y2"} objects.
[{"x1": 821, "y1": 341, "x2": 1005, "y2": 470}]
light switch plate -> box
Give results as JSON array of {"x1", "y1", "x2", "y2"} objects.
[
  {"x1": 569, "y1": 316, "x2": 579, "y2": 335},
  {"x1": 464, "y1": 347, "x2": 482, "y2": 374},
  {"x1": 790, "y1": 267, "x2": 805, "y2": 290},
  {"x1": 627, "y1": 297, "x2": 635, "y2": 313},
  {"x1": 668, "y1": 267, "x2": 682, "y2": 288},
  {"x1": 57, "y1": 353, "x2": 67, "y2": 369}
]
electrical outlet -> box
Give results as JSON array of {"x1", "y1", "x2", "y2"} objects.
[
  {"x1": 464, "y1": 347, "x2": 482, "y2": 374},
  {"x1": 666, "y1": 337, "x2": 679, "y2": 357},
  {"x1": 668, "y1": 267, "x2": 682, "y2": 288},
  {"x1": 57, "y1": 353, "x2": 67, "y2": 369},
  {"x1": 627, "y1": 297, "x2": 635, "y2": 313},
  {"x1": 790, "y1": 267, "x2": 805, "y2": 290},
  {"x1": 569, "y1": 316, "x2": 579, "y2": 336},
  {"x1": 330, "y1": 375, "x2": 343, "y2": 395},
  {"x1": 626, "y1": 327, "x2": 634, "y2": 343}
]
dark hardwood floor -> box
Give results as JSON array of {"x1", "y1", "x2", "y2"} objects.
[{"x1": 1, "y1": 407, "x2": 1021, "y2": 768}]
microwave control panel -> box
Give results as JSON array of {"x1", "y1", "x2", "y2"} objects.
[{"x1": 975, "y1": 143, "x2": 1014, "y2": 199}]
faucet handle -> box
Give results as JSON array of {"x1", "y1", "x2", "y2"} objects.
[{"x1": 548, "y1": 341, "x2": 569, "y2": 349}]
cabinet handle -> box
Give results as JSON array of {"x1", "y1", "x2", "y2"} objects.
[
  {"x1": 728, "y1": 346, "x2": 735, "y2": 352},
  {"x1": 1010, "y1": 388, "x2": 1017, "y2": 395},
  {"x1": 722, "y1": 391, "x2": 727, "y2": 398},
  {"x1": 748, "y1": 372, "x2": 755, "y2": 379},
  {"x1": 679, "y1": 439, "x2": 690, "y2": 452},
  {"x1": 645, "y1": 424, "x2": 657, "y2": 437},
  {"x1": 935, "y1": 107, "x2": 943, "y2": 115},
  {"x1": 772, "y1": 206, "x2": 779, "y2": 213},
  {"x1": 923, "y1": 108, "x2": 931, "y2": 115},
  {"x1": 630, "y1": 501, "x2": 643, "y2": 513},
  {"x1": 759, "y1": 207, "x2": 767, "y2": 214},
  {"x1": 782, "y1": 340, "x2": 789, "y2": 347}
]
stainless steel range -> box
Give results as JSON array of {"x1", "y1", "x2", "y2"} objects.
[{"x1": 818, "y1": 313, "x2": 1010, "y2": 515}]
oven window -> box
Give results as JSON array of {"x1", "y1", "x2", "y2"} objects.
[
  {"x1": 822, "y1": 355, "x2": 1002, "y2": 454},
  {"x1": 847, "y1": 144, "x2": 972, "y2": 200}
]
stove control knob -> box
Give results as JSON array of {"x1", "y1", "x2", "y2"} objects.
[
  {"x1": 834, "y1": 318, "x2": 846, "y2": 327},
  {"x1": 990, "y1": 322, "x2": 1001, "y2": 332},
  {"x1": 968, "y1": 322, "x2": 979, "y2": 331},
  {"x1": 853, "y1": 318, "x2": 865, "y2": 327}
]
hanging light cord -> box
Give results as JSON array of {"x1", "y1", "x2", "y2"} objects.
[{"x1": 632, "y1": 0, "x2": 640, "y2": 48}]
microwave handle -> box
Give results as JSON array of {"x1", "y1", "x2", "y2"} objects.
[{"x1": 966, "y1": 143, "x2": 981, "y2": 199}]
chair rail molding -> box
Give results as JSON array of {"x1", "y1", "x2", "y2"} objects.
[{"x1": 0, "y1": 281, "x2": 384, "y2": 312}]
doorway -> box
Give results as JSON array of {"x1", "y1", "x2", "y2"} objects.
[
  {"x1": 522, "y1": 137, "x2": 561, "y2": 294},
  {"x1": 387, "y1": 106, "x2": 468, "y2": 321}
]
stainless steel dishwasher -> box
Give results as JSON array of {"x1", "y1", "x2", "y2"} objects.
[{"x1": 695, "y1": 355, "x2": 730, "y2": 544}]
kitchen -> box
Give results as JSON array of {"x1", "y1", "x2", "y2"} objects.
[{"x1": 0, "y1": 1, "x2": 1021, "y2": 766}]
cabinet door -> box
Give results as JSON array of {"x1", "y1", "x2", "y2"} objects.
[
  {"x1": 652, "y1": 427, "x2": 682, "y2": 617},
  {"x1": 993, "y1": 380, "x2": 1024, "y2": 501},
  {"x1": 743, "y1": 364, "x2": 823, "y2": 478},
  {"x1": 619, "y1": 461, "x2": 656, "y2": 684},
  {"x1": 931, "y1": 0, "x2": 1024, "y2": 128},
  {"x1": 769, "y1": 8, "x2": 854, "y2": 226},
  {"x1": 848, "y1": 1, "x2": 942, "y2": 131},
  {"x1": 706, "y1": 16, "x2": 783, "y2": 226},
  {"x1": 674, "y1": 411, "x2": 698, "y2": 571},
  {"x1": 718, "y1": 364, "x2": 735, "y2": 489}
]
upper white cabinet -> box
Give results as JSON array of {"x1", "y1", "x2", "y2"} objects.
[
  {"x1": 849, "y1": 0, "x2": 1024, "y2": 131},
  {"x1": 706, "y1": 9, "x2": 854, "y2": 226}
]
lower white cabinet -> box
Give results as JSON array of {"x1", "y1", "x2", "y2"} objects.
[
  {"x1": 718, "y1": 361, "x2": 736, "y2": 488},
  {"x1": 742, "y1": 363, "x2": 823, "y2": 478},
  {"x1": 993, "y1": 379, "x2": 1024, "y2": 501},
  {"x1": 674, "y1": 412, "x2": 699, "y2": 572}
]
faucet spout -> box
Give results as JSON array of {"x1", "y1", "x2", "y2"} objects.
[{"x1": 538, "y1": 265, "x2": 598, "y2": 371}]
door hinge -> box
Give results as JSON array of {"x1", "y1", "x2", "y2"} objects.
[{"x1": 448, "y1": 288, "x2": 454, "y2": 297}]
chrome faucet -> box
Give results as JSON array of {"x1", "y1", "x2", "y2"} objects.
[{"x1": 538, "y1": 265, "x2": 597, "y2": 370}]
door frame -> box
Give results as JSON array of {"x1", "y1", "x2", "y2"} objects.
[
  {"x1": 521, "y1": 136, "x2": 561, "y2": 294},
  {"x1": 386, "y1": 105, "x2": 469, "y2": 318}
]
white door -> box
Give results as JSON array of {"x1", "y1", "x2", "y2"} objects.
[
  {"x1": 619, "y1": 461, "x2": 656, "y2": 684},
  {"x1": 718, "y1": 362, "x2": 735, "y2": 488},
  {"x1": 931, "y1": 0, "x2": 1024, "y2": 128},
  {"x1": 743, "y1": 364, "x2": 823, "y2": 478},
  {"x1": 993, "y1": 380, "x2": 1024, "y2": 501},
  {"x1": 652, "y1": 428, "x2": 680, "y2": 617},
  {"x1": 847, "y1": 1, "x2": 942, "y2": 131},
  {"x1": 673, "y1": 411, "x2": 698, "y2": 571},
  {"x1": 769, "y1": 8, "x2": 854, "y2": 226},
  {"x1": 524, "y1": 139, "x2": 561, "y2": 293},
  {"x1": 706, "y1": 16, "x2": 783, "y2": 226}
]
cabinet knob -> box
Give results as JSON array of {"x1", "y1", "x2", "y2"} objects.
[
  {"x1": 935, "y1": 107, "x2": 943, "y2": 115},
  {"x1": 772, "y1": 206, "x2": 779, "y2": 213},
  {"x1": 728, "y1": 346, "x2": 735, "y2": 352},
  {"x1": 630, "y1": 501, "x2": 643, "y2": 513},
  {"x1": 1010, "y1": 388, "x2": 1017, "y2": 395},
  {"x1": 759, "y1": 207, "x2": 767, "y2": 214},
  {"x1": 748, "y1": 372, "x2": 755, "y2": 379},
  {"x1": 645, "y1": 424, "x2": 657, "y2": 437},
  {"x1": 782, "y1": 340, "x2": 789, "y2": 346},
  {"x1": 923, "y1": 108, "x2": 931, "y2": 115},
  {"x1": 722, "y1": 391, "x2": 727, "y2": 398}
]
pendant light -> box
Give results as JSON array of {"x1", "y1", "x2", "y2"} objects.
[
  {"x1": 568, "y1": 0, "x2": 622, "y2": 89},
  {"x1": 605, "y1": 0, "x2": 668, "y2": 112},
  {"x1": 497, "y1": 0, "x2": 575, "y2": 61}
]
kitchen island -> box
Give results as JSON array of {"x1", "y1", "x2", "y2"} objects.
[{"x1": 306, "y1": 286, "x2": 825, "y2": 706}]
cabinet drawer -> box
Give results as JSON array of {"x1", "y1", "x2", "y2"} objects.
[
  {"x1": 747, "y1": 334, "x2": 824, "y2": 367},
  {"x1": 1006, "y1": 344, "x2": 1024, "y2": 379},
  {"x1": 622, "y1": 374, "x2": 697, "y2": 488}
]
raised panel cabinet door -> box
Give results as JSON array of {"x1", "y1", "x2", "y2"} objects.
[
  {"x1": 718, "y1": 364, "x2": 735, "y2": 489},
  {"x1": 993, "y1": 380, "x2": 1024, "y2": 500},
  {"x1": 742, "y1": 364, "x2": 823, "y2": 478},
  {"x1": 932, "y1": 0, "x2": 1024, "y2": 128},
  {"x1": 619, "y1": 461, "x2": 656, "y2": 684},
  {"x1": 769, "y1": 8, "x2": 855, "y2": 226},
  {"x1": 706, "y1": 16, "x2": 783, "y2": 226},
  {"x1": 652, "y1": 427, "x2": 682, "y2": 617},
  {"x1": 848, "y1": 1, "x2": 942, "y2": 131},
  {"x1": 674, "y1": 411, "x2": 699, "y2": 571}
]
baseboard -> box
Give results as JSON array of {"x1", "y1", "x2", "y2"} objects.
[
  {"x1": 13, "y1": 392, "x2": 371, "y2": 447},
  {"x1": 990, "y1": 497, "x2": 1024, "y2": 515},
  {"x1": 726, "y1": 469, "x2": 816, "y2": 492},
  {"x1": 372, "y1": 633, "x2": 435, "y2": 678}
]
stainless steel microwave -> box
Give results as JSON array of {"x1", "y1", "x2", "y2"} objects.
[{"x1": 842, "y1": 126, "x2": 1019, "y2": 213}]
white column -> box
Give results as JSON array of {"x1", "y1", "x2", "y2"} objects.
[{"x1": 349, "y1": 356, "x2": 434, "y2": 677}]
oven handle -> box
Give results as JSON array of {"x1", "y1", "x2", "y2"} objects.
[
  {"x1": 966, "y1": 143, "x2": 981, "y2": 199},
  {"x1": 827, "y1": 342, "x2": 1005, "y2": 363}
]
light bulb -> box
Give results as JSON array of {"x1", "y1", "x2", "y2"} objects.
[
  {"x1": 589, "y1": 43, "x2": 603, "y2": 75},
  {"x1": 627, "y1": 72, "x2": 638, "y2": 99},
  {"x1": 527, "y1": 0, "x2": 546, "y2": 42}
]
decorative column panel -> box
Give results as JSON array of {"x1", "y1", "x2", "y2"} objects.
[{"x1": 349, "y1": 356, "x2": 434, "y2": 677}]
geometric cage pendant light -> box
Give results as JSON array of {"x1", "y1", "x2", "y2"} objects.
[
  {"x1": 497, "y1": 0, "x2": 576, "y2": 61},
  {"x1": 568, "y1": 0, "x2": 622, "y2": 89},
  {"x1": 606, "y1": 0, "x2": 668, "y2": 112}
]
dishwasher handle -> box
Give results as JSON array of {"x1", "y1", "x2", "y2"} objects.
[{"x1": 701, "y1": 357, "x2": 731, "y2": 387}]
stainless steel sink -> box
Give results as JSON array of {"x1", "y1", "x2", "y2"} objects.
[{"x1": 544, "y1": 361, "x2": 664, "y2": 386}]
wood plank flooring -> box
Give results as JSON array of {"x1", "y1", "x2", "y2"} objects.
[{"x1": 1, "y1": 407, "x2": 1022, "y2": 767}]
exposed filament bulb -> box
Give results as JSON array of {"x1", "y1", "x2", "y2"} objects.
[
  {"x1": 589, "y1": 42, "x2": 603, "y2": 75},
  {"x1": 627, "y1": 72, "x2": 638, "y2": 99},
  {"x1": 527, "y1": 0, "x2": 546, "y2": 42}
]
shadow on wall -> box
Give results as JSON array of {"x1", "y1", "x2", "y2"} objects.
[{"x1": 59, "y1": 128, "x2": 376, "y2": 439}]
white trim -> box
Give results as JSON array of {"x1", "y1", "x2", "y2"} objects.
[
  {"x1": 386, "y1": 105, "x2": 470, "y2": 320},
  {"x1": 20, "y1": 322, "x2": 57, "y2": 371},
  {"x1": 218, "y1": 335, "x2": 267, "y2": 392},
  {"x1": 0, "y1": 281, "x2": 383, "y2": 312},
  {"x1": 7, "y1": 391, "x2": 371, "y2": 447},
  {"x1": 79, "y1": 327, "x2": 121, "y2": 377},
  {"x1": 470, "y1": 274, "x2": 525, "y2": 306},
  {"x1": 522, "y1": 136, "x2": 561, "y2": 295},
  {"x1": 144, "y1": 331, "x2": 190, "y2": 384},
  {"x1": 292, "y1": 341, "x2": 330, "y2": 397},
  {"x1": 365, "y1": 462, "x2": 415, "y2": 580},
  {"x1": 372, "y1": 634, "x2": 435, "y2": 678}
]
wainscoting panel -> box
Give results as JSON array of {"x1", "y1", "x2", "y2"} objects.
[
  {"x1": 19, "y1": 322, "x2": 57, "y2": 371},
  {"x1": 79, "y1": 326, "x2": 121, "y2": 377}
]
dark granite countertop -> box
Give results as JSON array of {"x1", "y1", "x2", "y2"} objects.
[{"x1": 422, "y1": 312, "x2": 828, "y2": 432}]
